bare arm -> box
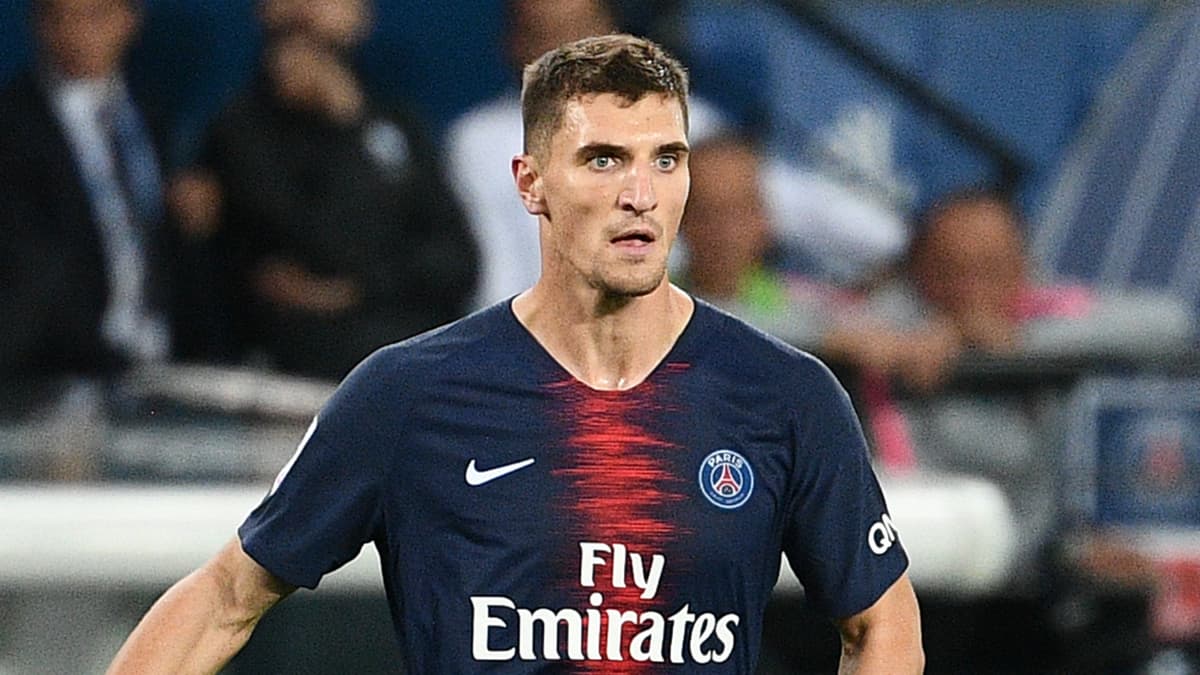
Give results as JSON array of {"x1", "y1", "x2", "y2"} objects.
[
  {"x1": 835, "y1": 572, "x2": 924, "y2": 674},
  {"x1": 107, "y1": 537, "x2": 295, "y2": 675}
]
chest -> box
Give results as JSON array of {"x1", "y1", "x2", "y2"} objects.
[{"x1": 385, "y1": 372, "x2": 798, "y2": 597}]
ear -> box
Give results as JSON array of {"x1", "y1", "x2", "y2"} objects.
[{"x1": 512, "y1": 154, "x2": 548, "y2": 216}]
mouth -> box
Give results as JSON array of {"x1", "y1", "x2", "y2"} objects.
[{"x1": 609, "y1": 227, "x2": 658, "y2": 248}]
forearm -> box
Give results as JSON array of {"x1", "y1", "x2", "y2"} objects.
[{"x1": 107, "y1": 540, "x2": 290, "y2": 674}]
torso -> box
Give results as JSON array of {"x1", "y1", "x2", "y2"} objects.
[{"x1": 240, "y1": 300, "x2": 907, "y2": 673}]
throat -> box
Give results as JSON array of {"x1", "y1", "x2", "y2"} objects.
[
  {"x1": 569, "y1": 336, "x2": 653, "y2": 391},
  {"x1": 512, "y1": 283, "x2": 696, "y2": 392}
]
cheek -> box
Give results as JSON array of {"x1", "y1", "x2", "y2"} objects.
[
  {"x1": 544, "y1": 173, "x2": 602, "y2": 218},
  {"x1": 665, "y1": 176, "x2": 690, "y2": 210}
]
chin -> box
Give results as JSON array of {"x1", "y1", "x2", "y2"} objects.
[
  {"x1": 582, "y1": 257, "x2": 670, "y2": 299},
  {"x1": 595, "y1": 274, "x2": 666, "y2": 299}
]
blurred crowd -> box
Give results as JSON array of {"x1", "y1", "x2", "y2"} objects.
[{"x1": 2, "y1": 0, "x2": 1200, "y2": 672}]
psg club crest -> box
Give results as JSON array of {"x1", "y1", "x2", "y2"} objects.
[{"x1": 699, "y1": 449, "x2": 754, "y2": 509}]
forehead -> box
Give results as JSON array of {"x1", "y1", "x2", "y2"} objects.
[
  {"x1": 934, "y1": 201, "x2": 1016, "y2": 239},
  {"x1": 551, "y1": 93, "x2": 687, "y2": 151}
]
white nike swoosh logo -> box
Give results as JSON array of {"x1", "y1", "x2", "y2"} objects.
[{"x1": 465, "y1": 457, "x2": 536, "y2": 486}]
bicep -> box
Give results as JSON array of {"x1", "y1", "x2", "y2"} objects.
[
  {"x1": 208, "y1": 537, "x2": 296, "y2": 615},
  {"x1": 238, "y1": 354, "x2": 395, "y2": 588}
]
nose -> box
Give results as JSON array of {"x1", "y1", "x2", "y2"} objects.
[{"x1": 618, "y1": 166, "x2": 657, "y2": 215}]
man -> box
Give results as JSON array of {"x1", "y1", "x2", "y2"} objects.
[
  {"x1": 183, "y1": 0, "x2": 478, "y2": 380},
  {"x1": 678, "y1": 133, "x2": 833, "y2": 350},
  {"x1": 823, "y1": 188, "x2": 1195, "y2": 395},
  {"x1": 447, "y1": 0, "x2": 727, "y2": 310},
  {"x1": 0, "y1": 0, "x2": 171, "y2": 378},
  {"x1": 108, "y1": 35, "x2": 923, "y2": 673}
]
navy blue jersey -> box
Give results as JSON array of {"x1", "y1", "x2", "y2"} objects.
[{"x1": 240, "y1": 299, "x2": 907, "y2": 672}]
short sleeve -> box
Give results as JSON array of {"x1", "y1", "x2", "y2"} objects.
[
  {"x1": 782, "y1": 360, "x2": 908, "y2": 618},
  {"x1": 239, "y1": 350, "x2": 398, "y2": 589}
]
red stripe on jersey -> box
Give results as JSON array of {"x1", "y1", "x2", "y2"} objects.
[{"x1": 549, "y1": 370, "x2": 692, "y2": 673}]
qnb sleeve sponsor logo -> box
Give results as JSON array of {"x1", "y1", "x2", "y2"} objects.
[
  {"x1": 471, "y1": 542, "x2": 740, "y2": 664},
  {"x1": 867, "y1": 513, "x2": 899, "y2": 555}
]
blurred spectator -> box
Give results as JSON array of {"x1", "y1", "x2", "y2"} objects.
[
  {"x1": 824, "y1": 189, "x2": 1191, "y2": 497},
  {"x1": 678, "y1": 134, "x2": 838, "y2": 349},
  {"x1": 678, "y1": 133, "x2": 903, "y2": 352},
  {"x1": 679, "y1": 135, "x2": 776, "y2": 305},
  {"x1": 823, "y1": 188, "x2": 1195, "y2": 395},
  {"x1": 447, "y1": 0, "x2": 727, "y2": 309},
  {"x1": 0, "y1": 0, "x2": 234, "y2": 479},
  {"x1": 189, "y1": 0, "x2": 478, "y2": 380},
  {"x1": 0, "y1": 0, "x2": 189, "y2": 379},
  {"x1": 761, "y1": 157, "x2": 909, "y2": 287},
  {"x1": 822, "y1": 187, "x2": 1195, "y2": 671}
]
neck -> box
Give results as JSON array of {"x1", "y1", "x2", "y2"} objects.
[{"x1": 512, "y1": 280, "x2": 694, "y2": 390}]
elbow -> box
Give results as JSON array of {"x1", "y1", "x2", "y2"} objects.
[
  {"x1": 837, "y1": 596, "x2": 925, "y2": 674},
  {"x1": 898, "y1": 638, "x2": 926, "y2": 674},
  {"x1": 841, "y1": 633, "x2": 925, "y2": 675}
]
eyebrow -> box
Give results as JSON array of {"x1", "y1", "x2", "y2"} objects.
[
  {"x1": 575, "y1": 143, "x2": 630, "y2": 164},
  {"x1": 574, "y1": 141, "x2": 691, "y2": 164},
  {"x1": 658, "y1": 141, "x2": 690, "y2": 157}
]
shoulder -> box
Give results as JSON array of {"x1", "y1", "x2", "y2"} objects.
[
  {"x1": 445, "y1": 93, "x2": 523, "y2": 165},
  {"x1": 315, "y1": 304, "x2": 514, "y2": 433},
  {"x1": 692, "y1": 301, "x2": 865, "y2": 452},
  {"x1": 353, "y1": 302, "x2": 516, "y2": 382},
  {"x1": 693, "y1": 299, "x2": 840, "y2": 389},
  {"x1": 690, "y1": 300, "x2": 853, "y2": 422},
  {"x1": 447, "y1": 94, "x2": 522, "y2": 140},
  {"x1": 205, "y1": 81, "x2": 279, "y2": 141},
  {"x1": 200, "y1": 91, "x2": 268, "y2": 164},
  {"x1": 0, "y1": 72, "x2": 51, "y2": 137}
]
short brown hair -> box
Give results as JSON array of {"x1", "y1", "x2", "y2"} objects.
[{"x1": 520, "y1": 33, "x2": 690, "y2": 157}]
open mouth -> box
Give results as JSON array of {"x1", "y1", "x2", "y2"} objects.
[{"x1": 610, "y1": 229, "x2": 657, "y2": 246}]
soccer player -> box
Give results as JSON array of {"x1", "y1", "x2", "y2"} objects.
[{"x1": 107, "y1": 34, "x2": 923, "y2": 673}]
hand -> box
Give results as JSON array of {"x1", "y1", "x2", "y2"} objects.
[
  {"x1": 821, "y1": 317, "x2": 963, "y2": 395},
  {"x1": 253, "y1": 257, "x2": 362, "y2": 315},
  {"x1": 267, "y1": 35, "x2": 364, "y2": 124},
  {"x1": 166, "y1": 169, "x2": 223, "y2": 239},
  {"x1": 953, "y1": 305, "x2": 1020, "y2": 353},
  {"x1": 820, "y1": 320, "x2": 908, "y2": 375},
  {"x1": 893, "y1": 318, "x2": 963, "y2": 393}
]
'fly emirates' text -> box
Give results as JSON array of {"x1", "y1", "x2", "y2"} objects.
[{"x1": 471, "y1": 542, "x2": 741, "y2": 664}]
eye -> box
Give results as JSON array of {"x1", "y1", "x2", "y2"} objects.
[
  {"x1": 588, "y1": 155, "x2": 618, "y2": 170},
  {"x1": 655, "y1": 155, "x2": 678, "y2": 171}
]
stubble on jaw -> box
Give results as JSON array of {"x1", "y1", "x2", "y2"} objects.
[
  {"x1": 579, "y1": 236, "x2": 670, "y2": 302},
  {"x1": 589, "y1": 259, "x2": 667, "y2": 300}
]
